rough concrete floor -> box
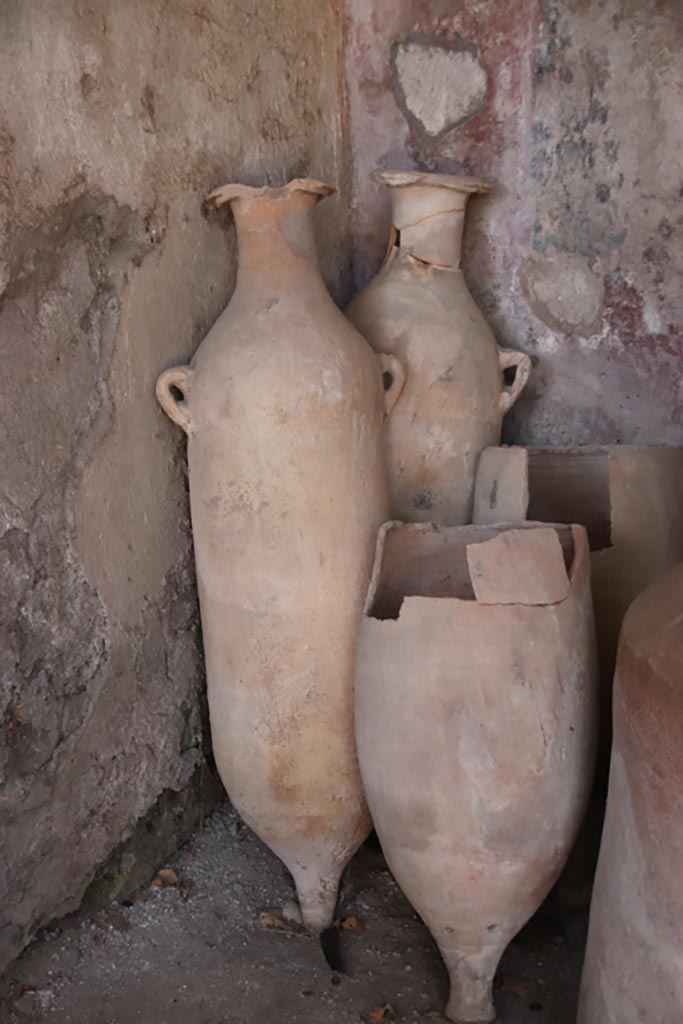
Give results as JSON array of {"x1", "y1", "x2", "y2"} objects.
[{"x1": 0, "y1": 805, "x2": 587, "y2": 1024}]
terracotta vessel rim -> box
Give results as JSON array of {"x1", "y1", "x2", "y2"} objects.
[
  {"x1": 208, "y1": 178, "x2": 335, "y2": 207},
  {"x1": 364, "y1": 520, "x2": 587, "y2": 618},
  {"x1": 372, "y1": 169, "x2": 492, "y2": 194}
]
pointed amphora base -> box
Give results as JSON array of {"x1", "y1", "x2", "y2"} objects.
[
  {"x1": 441, "y1": 946, "x2": 502, "y2": 1023},
  {"x1": 290, "y1": 866, "x2": 341, "y2": 934}
]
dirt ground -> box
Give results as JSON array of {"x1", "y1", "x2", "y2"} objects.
[{"x1": 1, "y1": 805, "x2": 587, "y2": 1024}]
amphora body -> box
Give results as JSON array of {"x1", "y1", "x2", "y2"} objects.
[
  {"x1": 346, "y1": 171, "x2": 531, "y2": 526},
  {"x1": 156, "y1": 180, "x2": 400, "y2": 931},
  {"x1": 355, "y1": 521, "x2": 598, "y2": 1022},
  {"x1": 578, "y1": 563, "x2": 683, "y2": 1024}
]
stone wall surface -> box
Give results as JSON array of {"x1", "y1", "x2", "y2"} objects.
[
  {"x1": 0, "y1": 0, "x2": 349, "y2": 970},
  {"x1": 345, "y1": 0, "x2": 683, "y2": 445}
]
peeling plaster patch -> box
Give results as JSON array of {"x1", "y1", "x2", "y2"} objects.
[
  {"x1": 642, "y1": 295, "x2": 664, "y2": 334},
  {"x1": 519, "y1": 252, "x2": 604, "y2": 338},
  {"x1": 391, "y1": 35, "x2": 488, "y2": 139}
]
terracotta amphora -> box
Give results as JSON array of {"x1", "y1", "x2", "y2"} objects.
[
  {"x1": 156, "y1": 179, "x2": 404, "y2": 932},
  {"x1": 355, "y1": 521, "x2": 598, "y2": 1023},
  {"x1": 578, "y1": 562, "x2": 683, "y2": 1024},
  {"x1": 346, "y1": 170, "x2": 531, "y2": 526}
]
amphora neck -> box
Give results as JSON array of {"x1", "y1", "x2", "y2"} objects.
[
  {"x1": 376, "y1": 170, "x2": 491, "y2": 270},
  {"x1": 210, "y1": 179, "x2": 334, "y2": 296}
]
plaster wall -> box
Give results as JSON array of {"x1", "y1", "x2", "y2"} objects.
[{"x1": 0, "y1": 0, "x2": 349, "y2": 970}]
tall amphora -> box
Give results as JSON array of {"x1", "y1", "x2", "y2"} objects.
[
  {"x1": 156, "y1": 180, "x2": 401, "y2": 931},
  {"x1": 347, "y1": 171, "x2": 531, "y2": 525}
]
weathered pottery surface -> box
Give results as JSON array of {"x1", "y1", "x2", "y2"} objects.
[
  {"x1": 473, "y1": 444, "x2": 683, "y2": 696},
  {"x1": 355, "y1": 520, "x2": 598, "y2": 1023},
  {"x1": 346, "y1": 170, "x2": 531, "y2": 526},
  {"x1": 156, "y1": 179, "x2": 396, "y2": 931},
  {"x1": 578, "y1": 562, "x2": 683, "y2": 1024}
]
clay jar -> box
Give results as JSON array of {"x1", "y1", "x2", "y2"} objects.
[
  {"x1": 578, "y1": 563, "x2": 683, "y2": 1024},
  {"x1": 346, "y1": 171, "x2": 531, "y2": 526},
  {"x1": 355, "y1": 521, "x2": 598, "y2": 1023},
  {"x1": 156, "y1": 180, "x2": 403, "y2": 931}
]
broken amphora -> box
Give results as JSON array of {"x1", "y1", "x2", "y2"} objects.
[
  {"x1": 355, "y1": 521, "x2": 598, "y2": 1023},
  {"x1": 578, "y1": 562, "x2": 683, "y2": 1024},
  {"x1": 156, "y1": 179, "x2": 404, "y2": 932},
  {"x1": 346, "y1": 170, "x2": 531, "y2": 526}
]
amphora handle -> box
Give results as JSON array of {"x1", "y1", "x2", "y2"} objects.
[
  {"x1": 377, "y1": 353, "x2": 406, "y2": 418},
  {"x1": 156, "y1": 365, "x2": 193, "y2": 434},
  {"x1": 498, "y1": 348, "x2": 531, "y2": 415}
]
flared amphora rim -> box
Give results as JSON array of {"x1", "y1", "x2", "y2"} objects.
[
  {"x1": 364, "y1": 520, "x2": 588, "y2": 621},
  {"x1": 372, "y1": 169, "x2": 492, "y2": 195},
  {"x1": 209, "y1": 178, "x2": 335, "y2": 207}
]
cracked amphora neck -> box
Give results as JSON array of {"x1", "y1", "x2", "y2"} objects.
[{"x1": 375, "y1": 170, "x2": 491, "y2": 269}]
